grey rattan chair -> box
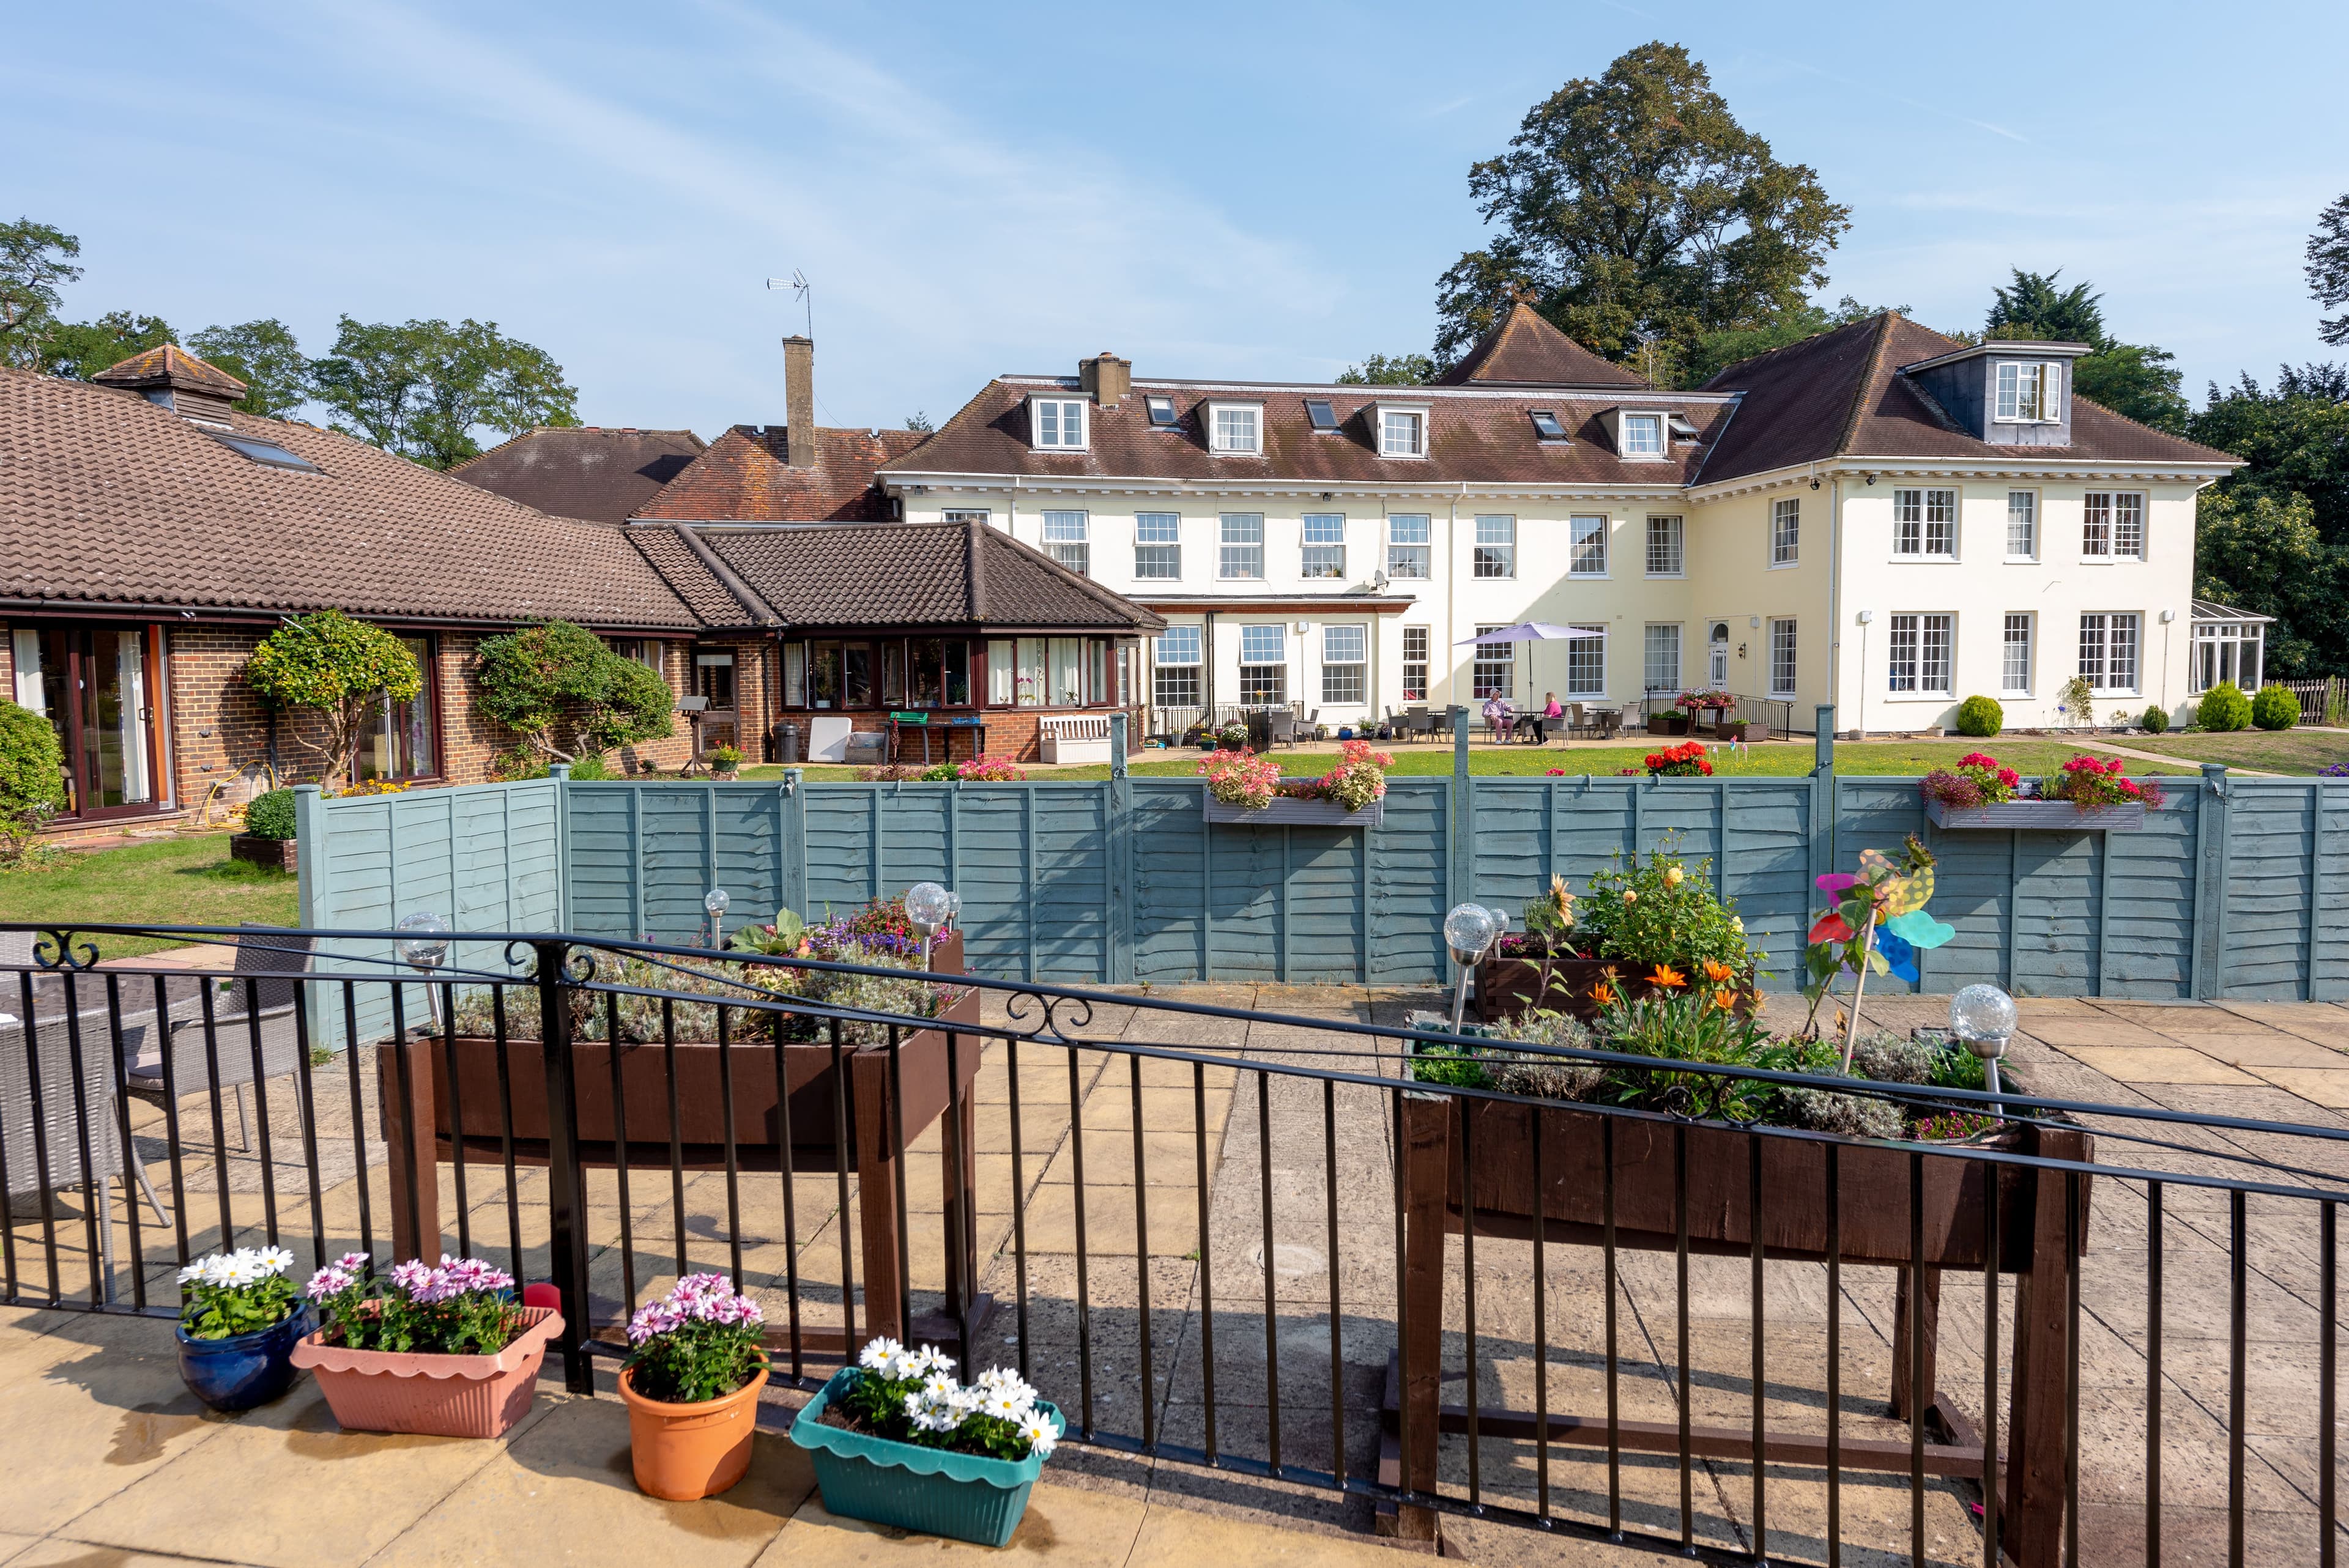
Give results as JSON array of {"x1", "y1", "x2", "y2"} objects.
[
  {"x1": 1, "y1": 1000, "x2": 158, "y2": 1298},
  {"x1": 124, "y1": 925, "x2": 315, "y2": 1151}
]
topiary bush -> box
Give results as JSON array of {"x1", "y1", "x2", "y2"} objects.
[
  {"x1": 0, "y1": 699, "x2": 66, "y2": 861},
  {"x1": 1953, "y1": 695, "x2": 2003, "y2": 737},
  {"x1": 2141, "y1": 704, "x2": 2170, "y2": 734},
  {"x1": 2196, "y1": 681, "x2": 2252, "y2": 731},
  {"x1": 243, "y1": 788, "x2": 297, "y2": 840},
  {"x1": 2252, "y1": 684, "x2": 2300, "y2": 731}
]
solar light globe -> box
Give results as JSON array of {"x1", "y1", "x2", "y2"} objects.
[
  {"x1": 1443, "y1": 903, "x2": 1499, "y2": 965},
  {"x1": 395, "y1": 911, "x2": 450, "y2": 972},
  {"x1": 1949, "y1": 983, "x2": 2017, "y2": 1059},
  {"x1": 905, "y1": 881, "x2": 954, "y2": 934},
  {"x1": 703, "y1": 888, "x2": 731, "y2": 918}
]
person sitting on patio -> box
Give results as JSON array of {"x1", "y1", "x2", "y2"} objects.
[
  {"x1": 1481, "y1": 693, "x2": 1515, "y2": 742},
  {"x1": 1520, "y1": 691, "x2": 1565, "y2": 744}
]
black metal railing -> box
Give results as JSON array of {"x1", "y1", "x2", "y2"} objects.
[{"x1": 2, "y1": 920, "x2": 2344, "y2": 1567}]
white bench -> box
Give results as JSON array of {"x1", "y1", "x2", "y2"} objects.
[{"x1": 1038, "y1": 714, "x2": 1113, "y2": 765}]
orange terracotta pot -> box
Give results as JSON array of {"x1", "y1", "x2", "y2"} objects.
[
  {"x1": 620, "y1": 1365, "x2": 768, "y2": 1500},
  {"x1": 288, "y1": 1306, "x2": 562, "y2": 1438}
]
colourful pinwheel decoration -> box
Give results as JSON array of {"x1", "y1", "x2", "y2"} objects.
[{"x1": 1800, "y1": 834, "x2": 1956, "y2": 1067}]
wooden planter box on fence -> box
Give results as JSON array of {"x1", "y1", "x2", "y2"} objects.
[
  {"x1": 1474, "y1": 953, "x2": 1759, "y2": 1023},
  {"x1": 1389, "y1": 1085, "x2": 2092, "y2": 1563},
  {"x1": 1201, "y1": 789, "x2": 1384, "y2": 827},
  {"x1": 377, "y1": 931, "x2": 984, "y2": 1349},
  {"x1": 1924, "y1": 797, "x2": 2147, "y2": 831}
]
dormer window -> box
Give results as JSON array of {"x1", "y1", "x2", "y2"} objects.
[
  {"x1": 1031, "y1": 396, "x2": 1088, "y2": 450},
  {"x1": 1668, "y1": 413, "x2": 1703, "y2": 442},
  {"x1": 1619, "y1": 412, "x2": 1665, "y2": 457},
  {"x1": 1304, "y1": 398, "x2": 1340, "y2": 432},
  {"x1": 1527, "y1": 409, "x2": 1568, "y2": 443},
  {"x1": 1375, "y1": 402, "x2": 1429, "y2": 459},
  {"x1": 1144, "y1": 394, "x2": 1180, "y2": 429},
  {"x1": 1206, "y1": 402, "x2": 1263, "y2": 455},
  {"x1": 1994, "y1": 362, "x2": 2063, "y2": 423}
]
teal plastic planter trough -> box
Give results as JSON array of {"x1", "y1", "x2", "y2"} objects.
[{"x1": 788, "y1": 1369, "x2": 1063, "y2": 1547}]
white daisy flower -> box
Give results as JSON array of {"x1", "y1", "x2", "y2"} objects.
[
  {"x1": 860, "y1": 1336, "x2": 904, "y2": 1372},
  {"x1": 1018, "y1": 1416, "x2": 1057, "y2": 1459}
]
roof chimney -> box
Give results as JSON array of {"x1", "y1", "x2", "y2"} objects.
[
  {"x1": 94, "y1": 344, "x2": 247, "y2": 429},
  {"x1": 783, "y1": 335, "x2": 816, "y2": 468},
  {"x1": 1080, "y1": 351, "x2": 1130, "y2": 407}
]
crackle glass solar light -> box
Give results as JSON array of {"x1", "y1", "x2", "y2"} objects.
[
  {"x1": 395, "y1": 911, "x2": 450, "y2": 972},
  {"x1": 1950, "y1": 982, "x2": 2018, "y2": 1106},
  {"x1": 1444, "y1": 903, "x2": 1499, "y2": 966},
  {"x1": 905, "y1": 882, "x2": 954, "y2": 934},
  {"x1": 704, "y1": 887, "x2": 730, "y2": 949}
]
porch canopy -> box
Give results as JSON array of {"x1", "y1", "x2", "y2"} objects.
[
  {"x1": 1454, "y1": 621, "x2": 1607, "y2": 645},
  {"x1": 2188, "y1": 599, "x2": 2274, "y2": 696}
]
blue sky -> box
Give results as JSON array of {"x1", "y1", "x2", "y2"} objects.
[{"x1": 8, "y1": 2, "x2": 2343, "y2": 437}]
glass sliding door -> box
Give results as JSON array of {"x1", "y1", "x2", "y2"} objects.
[
  {"x1": 17, "y1": 623, "x2": 165, "y2": 820},
  {"x1": 360, "y1": 635, "x2": 438, "y2": 782}
]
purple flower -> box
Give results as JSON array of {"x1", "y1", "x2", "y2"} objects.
[{"x1": 305, "y1": 1265, "x2": 355, "y2": 1301}]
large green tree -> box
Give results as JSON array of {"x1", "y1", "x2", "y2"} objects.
[
  {"x1": 2307, "y1": 193, "x2": 2349, "y2": 346},
  {"x1": 1684, "y1": 295, "x2": 1898, "y2": 386},
  {"x1": 0, "y1": 217, "x2": 81, "y2": 371},
  {"x1": 2190, "y1": 368, "x2": 2349, "y2": 543},
  {"x1": 2188, "y1": 366, "x2": 2349, "y2": 676},
  {"x1": 308, "y1": 316, "x2": 579, "y2": 469},
  {"x1": 473, "y1": 620, "x2": 672, "y2": 766},
  {"x1": 40, "y1": 309, "x2": 176, "y2": 381},
  {"x1": 1980, "y1": 268, "x2": 2186, "y2": 431},
  {"x1": 1337, "y1": 352, "x2": 1437, "y2": 386},
  {"x1": 188, "y1": 319, "x2": 310, "y2": 418},
  {"x1": 1433, "y1": 43, "x2": 1849, "y2": 372}
]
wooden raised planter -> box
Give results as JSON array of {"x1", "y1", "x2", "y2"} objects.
[
  {"x1": 1924, "y1": 797, "x2": 2147, "y2": 831},
  {"x1": 379, "y1": 931, "x2": 985, "y2": 1350},
  {"x1": 229, "y1": 833, "x2": 299, "y2": 872},
  {"x1": 1645, "y1": 716, "x2": 1690, "y2": 736},
  {"x1": 1388, "y1": 1085, "x2": 2092, "y2": 1564},
  {"x1": 1202, "y1": 788, "x2": 1383, "y2": 828},
  {"x1": 1475, "y1": 952, "x2": 1758, "y2": 1023}
]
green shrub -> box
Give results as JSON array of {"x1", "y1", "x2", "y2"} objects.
[
  {"x1": 0, "y1": 699, "x2": 65, "y2": 861},
  {"x1": 2252, "y1": 684, "x2": 2300, "y2": 731},
  {"x1": 2141, "y1": 704, "x2": 2170, "y2": 734},
  {"x1": 1953, "y1": 695, "x2": 2003, "y2": 737},
  {"x1": 243, "y1": 788, "x2": 298, "y2": 840},
  {"x1": 2196, "y1": 681, "x2": 2252, "y2": 731},
  {"x1": 245, "y1": 610, "x2": 423, "y2": 786},
  {"x1": 566, "y1": 752, "x2": 611, "y2": 780}
]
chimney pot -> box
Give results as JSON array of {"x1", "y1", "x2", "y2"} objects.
[
  {"x1": 782, "y1": 335, "x2": 817, "y2": 468},
  {"x1": 1079, "y1": 352, "x2": 1130, "y2": 407}
]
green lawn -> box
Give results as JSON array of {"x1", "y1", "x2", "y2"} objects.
[
  {"x1": 2118, "y1": 727, "x2": 2349, "y2": 775},
  {"x1": 0, "y1": 833, "x2": 299, "y2": 956},
  {"x1": 743, "y1": 737, "x2": 2199, "y2": 784}
]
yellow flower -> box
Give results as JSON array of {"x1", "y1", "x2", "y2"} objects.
[
  {"x1": 1664, "y1": 865, "x2": 1685, "y2": 887},
  {"x1": 1649, "y1": 963, "x2": 1687, "y2": 989},
  {"x1": 1621, "y1": 889, "x2": 1638, "y2": 905}
]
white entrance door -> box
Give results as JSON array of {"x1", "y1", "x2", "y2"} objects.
[{"x1": 1707, "y1": 623, "x2": 1731, "y2": 687}]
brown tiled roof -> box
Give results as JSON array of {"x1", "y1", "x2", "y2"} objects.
[
  {"x1": 1434, "y1": 301, "x2": 1647, "y2": 388},
  {"x1": 644, "y1": 519, "x2": 1162, "y2": 634},
  {"x1": 92, "y1": 344, "x2": 249, "y2": 399},
  {"x1": 1, "y1": 368, "x2": 699, "y2": 629},
  {"x1": 635, "y1": 424, "x2": 930, "y2": 522},
  {"x1": 1694, "y1": 312, "x2": 2239, "y2": 485},
  {"x1": 450, "y1": 426, "x2": 705, "y2": 525},
  {"x1": 625, "y1": 527, "x2": 764, "y2": 629},
  {"x1": 881, "y1": 379, "x2": 1731, "y2": 487}
]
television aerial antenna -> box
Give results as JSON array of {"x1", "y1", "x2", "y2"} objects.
[{"x1": 765, "y1": 271, "x2": 812, "y2": 339}]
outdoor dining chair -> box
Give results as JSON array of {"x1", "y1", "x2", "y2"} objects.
[
  {"x1": 2, "y1": 999, "x2": 169, "y2": 1300},
  {"x1": 123, "y1": 925, "x2": 316, "y2": 1152}
]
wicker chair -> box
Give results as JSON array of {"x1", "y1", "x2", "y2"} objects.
[
  {"x1": 1, "y1": 1000, "x2": 160, "y2": 1298},
  {"x1": 124, "y1": 926, "x2": 315, "y2": 1151}
]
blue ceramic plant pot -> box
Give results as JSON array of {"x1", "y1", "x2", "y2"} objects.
[
  {"x1": 789, "y1": 1369, "x2": 1061, "y2": 1548},
  {"x1": 176, "y1": 1301, "x2": 315, "y2": 1413}
]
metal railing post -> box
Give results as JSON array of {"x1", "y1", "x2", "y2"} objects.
[{"x1": 533, "y1": 937, "x2": 593, "y2": 1394}]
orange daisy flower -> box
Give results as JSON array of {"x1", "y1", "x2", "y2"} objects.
[
  {"x1": 1710, "y1": 988, "x2": 1737, "y2": 1012},
  {"x1": 1649, "y1": 963, "x2": 1687, "y2": 989},
  {"x1": 1589, "y1": 982, "x2": 1617, "y2": 1007},
  {"x1": 1701, "y1": 958, "x2": 1734, "y2": 985}
]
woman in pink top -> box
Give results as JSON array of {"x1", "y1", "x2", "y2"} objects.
[{"x1": 1526, "y1": 691, "x2": 1565, "y2": 742}]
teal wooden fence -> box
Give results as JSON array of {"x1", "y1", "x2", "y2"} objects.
[{"x1": 287, "y1": 743, "x2": 2349, "y2": 1040}]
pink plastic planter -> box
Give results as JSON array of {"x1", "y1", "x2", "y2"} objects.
[{"x1": 289, "y1": 1306, "x2": 563, "y2": 1438}]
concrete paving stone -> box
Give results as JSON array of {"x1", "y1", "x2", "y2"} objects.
[
  {"x1": 9, "y1": 1543, "x2": 275, "y2": 1568},
  {"x1": 1017, "y1": 1182, "x2": 1201, "y2": 1258},
  {"x1": 968, "y1": 1105, "x2": 1079, "y2": 1158},
  {"x1": 2076, "y1": 1500, "x2": 2337, "y2": 1568},
  {"x1": 367, "y1": 1391, "x2": 807, "y2": 1568},
  {"x1": 62, "y1": 1371, "x2": 551, "y2": 1568},
  {"x1": 1124, "y1": 1498, "x2": 1409, "y2": 1566},
  {"x1": 0, "y1": 1531, "x2": 39, "y2": 1567},
  {"x1": 1034, "y1": 1130, "x2": 1219, "y2": 1187},
  {"x1": 755, "y1": 1476, "x2": 1146, "y2": 1567},
  {"x1": 2248, "y1": 1066, "x2": 2349, "y2": 1108},
  {"x1": 2186, "y1": 1035, "x2": 2349, "y2": 1070},
  {"x1": 1077, "y1": 1086, "x2": 1233, "y2": 1134},
  {"x1": 2054, "y1": 1046, "x2": 2266, "y2": 1086}
]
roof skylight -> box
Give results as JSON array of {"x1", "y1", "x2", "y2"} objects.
[
  {"x1": 1527, "y1": 409, "x2": 1568, "y2": 442},
  {"x1": 1304, "y1": 398, "x2": 1339, "y2": 432},
  {"x1": 1145, "y1": 394, "x2": 1180, "y2": 429},
  {"x1": 206, "y1": 431, "x2": 320, "y2": 472}
]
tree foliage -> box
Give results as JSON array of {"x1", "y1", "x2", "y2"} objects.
[
  {"x1": 309, "y1": 316, "x2": 579, "y2": 470},
  {"x1": 1433, "y1": 43, "x2": 1849, "y2": 372},
  {"x1": 243, "y1": 611, "x2": 423, "y2": 788},
  {"x1": 1982, "y1": 269, "x2": 2186, "y2": 431},
  {"x1": 188, "y1": 319, "x2": 311, "y2": 418},
  {"x1": 473, "y1": 620, "x2": 673, "y2": 766},
  {"x1": 0, "y1": 698, "x2": 67, "y2": 861},
  {"x1": 1337, "y1": 352, "x2": 1437, "y2": 386},
  {"x1": 0, "y1": 217, "x2": 81, "y2": 371},
  {"x1": 2307, "y1": 194, "x2": 2349, "y2": 347},
  {"x1": 40, "y1": 309, "x2": 177, "y2": 382}
]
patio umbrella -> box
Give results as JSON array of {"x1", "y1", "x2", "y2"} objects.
[{"x1": 1454, "y1": 622, "x2": 1606, "y2": 645}]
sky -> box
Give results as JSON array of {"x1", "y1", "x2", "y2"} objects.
[{"x1": 7, "y1": 1, "x2": 2345, "y2": 439}]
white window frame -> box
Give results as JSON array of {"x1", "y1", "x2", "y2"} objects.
[
  {"x1": 1887, "y1": 612, "x2": 1955, "y2": 697},
  {"x1": 1301, "y1": 513, "x2": 1347, "y2": 580},
  {"x1": 1040, "y1": 509, "x2": 1089, "y2": 576},
  {"x1": 1321, "y1": 624, "x2": 1367, "y2": 704},
  {"x1": 1643, "y1": 623, "x2": 1682, "y2": 693},
  {"x1": 1619, "y1": 412, "x2": 1666, "y2": 459},
  {"x1": 1218, "y1": 512, "x2": 1265, "y2": 579},
  {"x1": 1375, "y1": 402, "x2": 1430, "y2": 459},
  {"x1": 2005, "y1": 490, "x2": 2038, "y2": 561},
  {"x1": 1386, "y1": 514, "x2": 1431, "y2": 579},
  {"x1": 2002, "y1": 612, "x2": 2033, "y2": 694},
  {"x1": 2082, "y1": 491, "x2": 2146, "y2": 561},
  {"x1": 2079, "y1": 612, "x2": 2142, "y2": 697},
  {"x1": 2190, "y1": 621, "x2": 2265, "y2": 695},
  {"x1": 1206, "y1": 402, "x2": 1264, "y2": 456},
  {"x1": 1473, "y1": 514, "x2": 1517, "y2": 579},
  {"x1": 1238, "y1": 623, "x2": 1286, "y2": 704},
  {"x1": 1568, "y1": 514, "x2": 1608, "y2": 578},
  {"x1": 1771, "y1": 497, "x2": 1800, "y2": 568},
  {"x1": 1472, "y1": 625, "x2": 1514, "y2": 701},
  {"x1": 1153, "y1": 624, "x2": 1201, "y2": 708},
  {"x1": 943, "y1": 507, "x2": 991, "y2": 526},
  {"x1": 1993, "y1": 361, "x2": 2063, "y2": 424},
  {"x1": 1030, "y1": 396, "x2": 1088, "y2": 451},
  {"x1": 1565, "y1": 631, "x2": 1606, "y2": 698},
  {"x1": 1767, "y1": 618, "x2": 1798, "y2": 698},
  {"x1": 1401, "y1": 625, "x2": 1431, "y2": 701},
  {"x1": 1892, "y1": 487, "x2": 1959, "y2": 560},
  {"x1": 1134, "y1": 512, "x2": 1181, "y2": 580},
  {"x1": 1645, "y1": 515, "x2": 1684, "y2": 578}
]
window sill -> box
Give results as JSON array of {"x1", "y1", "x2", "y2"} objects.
[
  {"x1": 2004, "y1": 556, "x2": 2039, "y2": 564},
  {"x1": 1879, "y1": 693, "x2": 1956, "y2": 703},
  {"x1": 1565, "y1": 572, "x2": 1608, "y2": 582},
  {"x1": 1645, "y1": 571, "x2": 1687, "y2": 580},
  {"x1": 1888, "y1": 556, "x2": 1959, "y2": 564},
  {"x1": 1768, "y1": 559, "x2": 1800, "y2": 571}
]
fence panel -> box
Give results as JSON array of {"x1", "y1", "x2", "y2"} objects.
[{"x1": 2222, "y1": 779, "x2": 2320, "y2": 1000}]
